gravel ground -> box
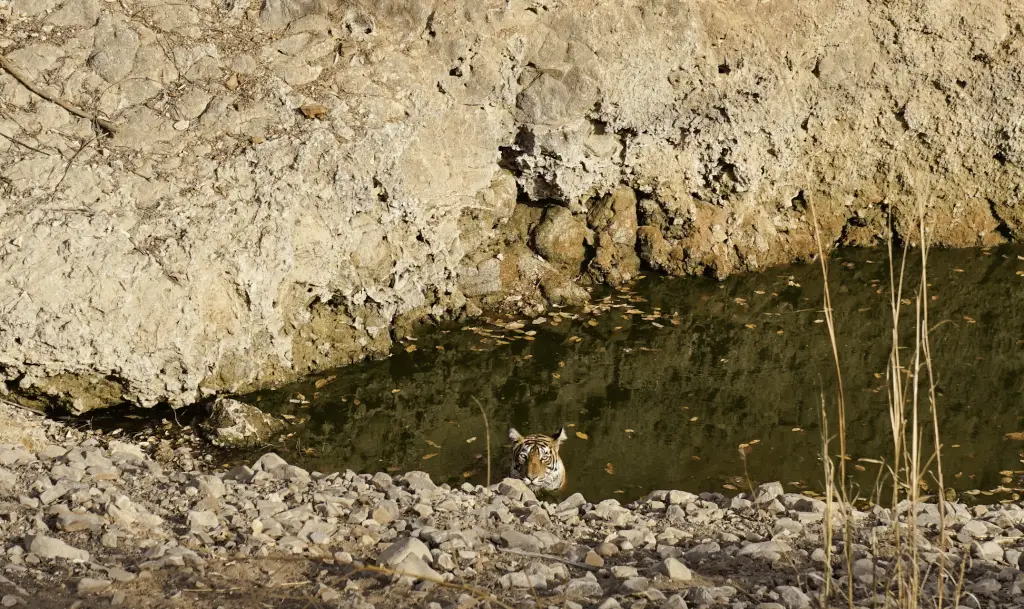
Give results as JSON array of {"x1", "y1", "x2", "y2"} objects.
[{"x1": 1, "y1": 400, "x2": 1022, "y2": 609}]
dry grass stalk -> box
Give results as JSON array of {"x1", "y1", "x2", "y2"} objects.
[{"x1": 811, "y1": 183, "x2": 956, "y2": 607}]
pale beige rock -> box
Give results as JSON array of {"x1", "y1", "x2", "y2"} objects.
[{"x1": 0, "y1": 0, "x2": 1020, "y2": 412}]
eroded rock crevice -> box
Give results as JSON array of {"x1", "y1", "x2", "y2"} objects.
[{"x1": 0, "y1": 0, "x2": 1022, "y2": 411}]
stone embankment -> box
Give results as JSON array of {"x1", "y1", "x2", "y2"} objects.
[
  {"x1": 0, "y1": 401, "x2": 1022, "y2": 609},
  {"x1": 1, "y1": 0, "x2": 1023, "y2": 411}
]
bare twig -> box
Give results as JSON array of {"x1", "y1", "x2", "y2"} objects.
[
  {"x1": 48, "y1": 135, "x2": 99, "y2": 203},
  {"x1": 0, "y1": 129, "x2": 50, "y2": 155},
  {"x1": 0, "y1": 54, "x2": 118, "y2": 134},
  {"x1": 471, "y1": 396, "x2": 492, "y2": 487},
  {"x1": 495, "y1": 547, "x2": 600, "y2": 572}
]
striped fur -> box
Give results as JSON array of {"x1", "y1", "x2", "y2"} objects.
[{"x1": 508, "y1": 427, "x2": 567, "y2": 491}]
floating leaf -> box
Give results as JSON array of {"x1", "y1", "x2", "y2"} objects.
[
  {"x1": 551, "y1": 373, "x2": 561, "y2": 379},
  {"x1": 587, "y1": 320, "x2": 599, "y2": 327},
  {"x1": 462, "y1": 471, "x2": 473, "y2": 478},
  {"x1": 604, "y1": 463, "x2": 615, "y2": 475},
  {"x1": 624, "y1": 428, "x2": 634, "y2": 433},
  {"x1": 405, "y1": 345, "x2": 417, "y2": 353},
  {"x1": 466, "y1": 437, "x2": 477, "y2": 444},
  {"x1": 314, "y1": 375, "x2": 337, "y2": 389},
  {"x1": 425, "y1": 440, "x2": 441, "y2": 448},
  {"x1": 744, "y1": 324, "x2": 757, "y2": 329},
  {"x1": 776, "y1": 330, "x2": 784, "y2": 335},
  {"x1": 391, "y1": 389, "x2": 401, "y2": 394},
  {"x1": 575, "y1": 431, "x2": 589, "y2": 440},
  {"x1": 854, "y1": 464, "x2": 866, "y2": 472},
  {"x1": 792, "y1": 427, "x2": 803, "y2": 432},
  {"x1": 1005, "y1": 432, "x2": 1024, "y2": 441},
  {"x1": 690, "y1": 455, "x2": 701, "y2": 461},
  {"x1": 723, "y1": 483, "x2": 737, "y2": 490},
  {"x1": 422, "y1": 453, "x2": 439, "y2": 460},
  {"x1": 963, "y1": 316, "x2": 976, "y2": 324},
  {"x1": 689, "y1": 416, "x2": 698, "y2": 422}
]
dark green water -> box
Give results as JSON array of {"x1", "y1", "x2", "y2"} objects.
[{"x1": 229, "y1": 246, "x2": 1024, "y2": 504}]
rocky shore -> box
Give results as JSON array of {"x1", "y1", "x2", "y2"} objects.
[{"x1": 1, "y1": 400, "x2": 1022, "y2": 609}]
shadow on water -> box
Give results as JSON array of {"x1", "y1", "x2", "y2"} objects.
[{"x1": 95, "y1": 246, "x2": 1024, "y2": 504}]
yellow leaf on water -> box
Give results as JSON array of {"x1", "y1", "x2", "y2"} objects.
[
  {"x1": 551, "y1": 373, "x2": 561, "y2": 379},
  {"x1": 604, "y1": 463, "x2": 615, "y2": 475},
  {"x1": 587, "y1": 320, "x2": 599, "y2": 327},
  {"x1": 1005, "y1": 432, "x2": 1024, "y2": 441},
  {"x1": 690, "y1": 416, "x2": 698, "y2": 422},
  {"x1": 624, "y1": 429, "x2": 635, "y2": 433},
  {"x1": 854, "y1": 464, "x2": 866, "y2": 472},
  {"x1": 748, "y1": 439, "x2": 761, "y2": 445},
  {"x1": 466, "y1": 437, "x2": 477, "y2": 443},
  {"x1": 558, "y1": 361, "x2": 565, "y2": 367},
  {"x1": 723, "y1": 483, "x2": 737, "y2": 490},
  {"x1": 963, "y1": 316, "x2": 976, "y2": 324},
  {"x1": 745, "y1": 324, "x2": 757, "y2": 329},
  {"x1": 613, "y1": 490, "x2": 625, "y2": 494},
  {"x1": 422, "y1": 453, "x2": 439, "y2": 460},
  {"x1": 405, "y1": 345, "x2": 417, "y2": 353},
  {"x1": 462, "y1": 471, "x2": 473, "y2": 478},
  {"x1": 776, "y1": 330, "x2": 784, "y2": 335},
  {"x1": 425, "y1": 440, "x2": 441, "y2": 448},
  {"x1": 954, "y1": 268, "x2": 964, "y2": 273},
  {"x1": 391, "y1": 389, "x2": 401, "y2": 394},
  {"x1": 690, "y1": 455, "x2": 701, "y2": 461},
  {"x1": 576, "y1": 431, "x2": 589, "y2": 440},
  {"x1": 792, "y1": 427, "x2": 803, "y2": 432}
]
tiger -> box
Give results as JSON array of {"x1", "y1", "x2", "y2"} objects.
[{"x1": 508, "y1": 427, "x2": 568, "y2": 491}]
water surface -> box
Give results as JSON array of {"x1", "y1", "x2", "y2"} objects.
[{"x1": 239, "y1": 246, "x2": 1024, "y2": 503}]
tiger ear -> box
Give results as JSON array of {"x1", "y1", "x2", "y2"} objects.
[
  {"x1": 553, "y1": 427, "x2": 568, "y2": 444},
  {"x1": 509, "y1": 428, "x2": 523, "y2": 442}
]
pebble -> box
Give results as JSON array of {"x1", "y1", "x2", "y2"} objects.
[
  {"x1": 25, "y1": 535, "x2": 89, "y2": 562},
  {"x1": 76, "y1": 578, "x2": 111, "y2": 595},
  {"x1": 655, "y1": 557, "x2": 692, "y2": 581},
  {"x1": 378, "y1": 537, "x2": 432, "y2": 567},
  {"x1": 0, "y1": 417, "x2": 1019, "y2": 609}
]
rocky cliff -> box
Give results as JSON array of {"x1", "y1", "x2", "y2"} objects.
[{"x1": 0, "y1": 0, "x2": 1021, "y2": 411}]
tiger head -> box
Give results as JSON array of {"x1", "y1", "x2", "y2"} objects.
[{"x1": 508, "y1": 427, "x2": 568, "y2": 491}]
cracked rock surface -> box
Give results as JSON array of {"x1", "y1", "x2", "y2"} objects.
[{"x1": 0, "y1": 0, "x2": 1022, "y2": 410}]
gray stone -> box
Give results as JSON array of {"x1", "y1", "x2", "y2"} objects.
[
  {"x1": 661, "y1": 595, "x2": 688, "y2": 609},
  {"x1": 655, "y1": 557, "x2": 692, "y2": 582},
  {"x1": 57, "y1": 511, "x2": 106, "y2": 532},
  {"x1": 611, "y1": 566, "x2": 639, "y2": 579},
  {"x1": 205, "y1": 400, "x2": 284, "y2": 449},
  {"x1": 378, "y1": 537, "x2": 432, "y2": 567},
  {"x1": 737, "y1": 540, "x2": 791, "y2": 561},
  {"x1": 77, "y1": 578, "x2": 112, "y2": 595},
  {"x1": 497, "y1": 478, "x2": 536, "y2": 503},
  {"x1": 372, "y1": 500, "x2": 401, "y2": 525},
  {"x1": 1, "y1": 596, "x2": 20, "y2": 607},
  {"x1": 774, "y1": 586, "x2": 811, "y2": 609},
  {"x1": 25, "y1": 535, "x2": 89, "y2": 562},
  {"x1": 187, "y1": 510, "x2": 219, "y2": 531},
  {"x1": 621, "y1": 576, "x2": 650, "y2": 593},
  {"x1": 403, "y1": 472, "x2": 436, "y2": 492},
  {"x1": 755, "y1": 482, "x2": 785, "y2": 503},
  {"x1": 564, "y1": 577, "x2": 603, "y2": 598},
  {"x1": 975, "y1": 540, "x2": 1004, "y2": 562},
  {"x1": 254, "y1": 453, "x2": 288, "y2": 472},
  {"x1": 500, "y1": 530, "x2": 542, "y2": 552},
  {"x1": 532, "y1": 206, "x2": 587, "y2": 268},
  {"x1": 961, "y1": 520, "x2": 988, "y2": 539},
  {"x1": 597, "y1": 598, "x2": 622, "y2": 609},
  {"x1": 392, "y1": 554, "x2": 441, "y2": 581}
]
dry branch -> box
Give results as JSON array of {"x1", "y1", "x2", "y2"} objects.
[{"x1": 0, "y1": 54, "x2": 118, "y2": 135}]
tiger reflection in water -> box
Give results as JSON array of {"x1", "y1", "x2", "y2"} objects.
[{"x1": 507, "y1": 427, "x2": 567, "y2": 491}]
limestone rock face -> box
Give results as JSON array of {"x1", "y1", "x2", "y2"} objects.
[{"x1": 0, "y1": 0, "x2": 1021, "y2": 410}]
